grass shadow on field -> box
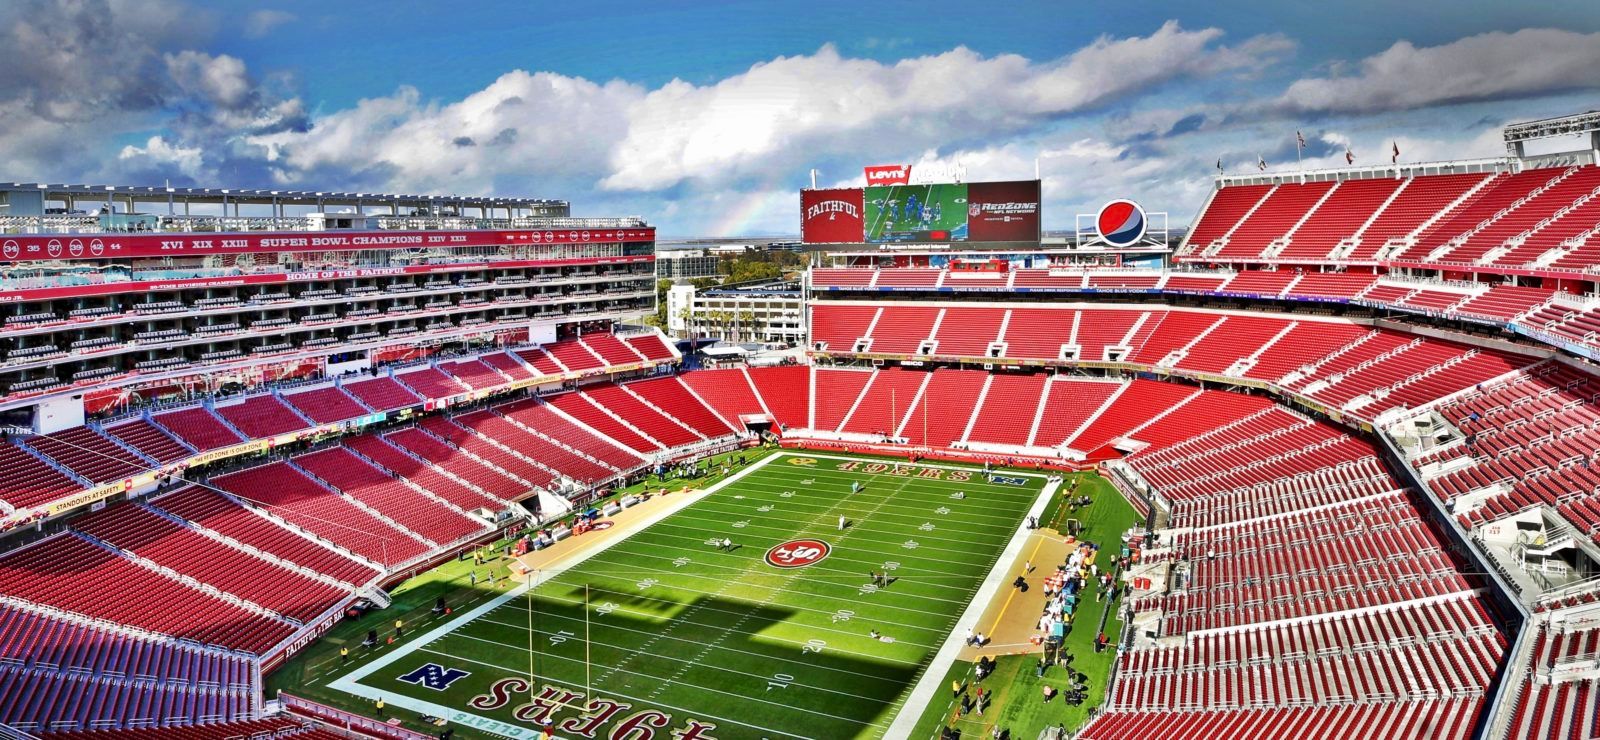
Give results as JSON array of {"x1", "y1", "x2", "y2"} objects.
[{"x1": 357, "y1": 590, "x2": 926, "y2": 739}]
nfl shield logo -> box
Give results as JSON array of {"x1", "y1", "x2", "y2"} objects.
[{"x1": 397, "y1": 662, "x2": 471, "y2": 691}]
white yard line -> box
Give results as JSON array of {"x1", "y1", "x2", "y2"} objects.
[
  {"x1": 327, "y1": 451, "x2": 788, "y2": 739},
  {"x1": 882, "y1": 475, "x2": 1062, "y2": 739},
  {"x1": 327, "y1": 451, "x2": 1053, "y2": 740}
]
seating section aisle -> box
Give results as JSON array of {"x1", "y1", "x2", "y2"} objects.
[
  {"x1": 1504, "y1": 622, "x2": 1600, "y2": 740},
  {"x1": 282, "y1": 386, "x2": 370, "y2": 424},
  {"x1": 37, "y1": 719, "x2": 347, "y2": 739},
  {"x1": 383, "y1": 427, "x2": 531, "y2": 501},
  {"x1": 419, "y1": 415, "x2": 556, "y2": 491},
  {"x1": 25, "y1": 426, "x2": 153, "y2": 484},
  {"x1": 897, "y1": 369, "x2": 986, "y2": 447},
  {"x1": 812, "y1": 368, "x2": 875, "y2": 432},
  {"x1": 746, "y1": 366, "x2": 811, "y2": 430},
  {"x1": 624, "y1": 376, "x2": 736, "y2": 438},
  {"x1": 496, "y1": 399, "x2": 643, "y2": 472},
  {"x1": 213, "y1": 396, "x2": 309, "y2": 439},
  {"x1": 104, "y1": 420, "x2": 193, "y2": 465},
  {"x1": 152, "y1": 408, "x2": 243, "y2": 452},
  {"x1": 838, "y1": 366, "x2": 929, "y2": 436},
  {"x1": 71, "y1": 504, "x2": 349, "y2": 624},
  {"x1": 211, "y1": 463, "x2": 429, "y2": 567},
  {"x1": 341, "y1": 376, "x2": 422, "y2": 411},
  {"x1": 680, "y1": 368, "x2": 767, "y2": 422},
  {"x1": 295, "y1": 447, "x2": 485, "y2": 546},
  {"x1": 0, "y1": 533, "x2": 295, "y2": 653},
  {"x1": 546, "y1": 392, "x2": 662, "y2": 454},
  {"x1": 0, "y1": 602, "x2": 256, "y2": 732},
  {"x1": 149, "y1": 486, "x2": 378, "y2": 587},
  {"x1": 964, "y1": 373, "x2": 1047, "y2": 447},
  {"x1": 343, "y1": 434, "x2": 510, "y2": 509},
  {"x1": 812, "y1": 302, "x2": 1527, "y2": 421}
]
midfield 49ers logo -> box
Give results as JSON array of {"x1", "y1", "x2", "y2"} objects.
[{"x1": 765, "y1": 539, "x2": 831, "y2": 569}]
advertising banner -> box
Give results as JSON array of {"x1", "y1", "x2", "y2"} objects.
[
  {"x1": 863, "y1": 164, "x2": 912, "y2": 186},
  {"x1": 967, "y1": 180, "x2": 1041, "y2": 242},
  {"x1": 800, "y1": 188, "x2": 866, "y2": 243},
  {"x1": 0, "y1": 227, "x2": 655, "y2": 264}
]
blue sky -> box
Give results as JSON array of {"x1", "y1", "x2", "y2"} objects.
[{"x1": 2, "y1": 0, "x2": 1598, "y2": 236}]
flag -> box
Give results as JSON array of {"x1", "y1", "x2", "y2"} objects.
[
  {"x1": 1257, "y1": 155, "x2": 1267, "y2": 171},
  {"x1": 1216, "y1": 158, "x2": 1224, "y2": 173},
  {"x1": 1296, "y1": 131, "x2": 1306, "y2": 149},
  {"x1": 1345, "y1": 147, "x2": 1354, "y2": 165},
  {"x1": 1391, "y1": 141, "x2": 1400, "y2": 163}
]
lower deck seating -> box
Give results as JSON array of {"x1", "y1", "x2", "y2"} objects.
[
  {"x1": 0, "y1": 533, "x2": 294, "y2": 653},
  {"x1": 465, "y1": 410, "x2": 615, "y2": 484},
  {"x1": 745, "y1": 366, "x2": 811, "y2": 430},
  {"x1": 340, "y1": 376, "x2": 422, "y2": 411},
  {"x1": 38, "y1": 718, "x2": 346, "y2": 739},
  {"x1": 1505, "y1": 623, "x2": 1600, "y2": 740},
  {"x1": 282, "y1": 386, "x2": 370, "y2": 423},
  {"x1": 0, "y1": 438, "x2": 89, "y2": 510},
  {"x1": 498, "y1": 399, "x2": 643, "y2": 471},
  {"x1": 623, "y1": 376, "x2": 736, "y2": 439},
  {"x1": 295, "y1": 447, "x2": 485, "y2": 546},
  {"x1": 211, "y1": 463, "x2": 429, "y2": 567},
  {"x1": 72, "y1": 504, "x2": 348, "y2": 623},
  {"x1": 383, "y1": 427, "x2": 531, "y2": 501},
  {"x1": 104, "y1": 420, "x2": 192, "y2": 465},
  {"x1": 25, "y1": 426, "x2": 151, "y2": 485},
  {"x1": 343, "y1": 434, "x2": 509, "y2": 509},
  {"x1": 546, "y1": 392, "x2": 662, "y2": 453},
  {"x1": 148, "y1": 486, "x2": 378, "y2": 587},
  {"x1": 1078, "y1": 699, "x2": 1487, "y2": 740},
  {"x1": 582, "y1": 384, "x2": 703, "y2": 447},
  {"x1": 0, "y1": 602, "x2": 253, "y2": 689},
  {"x1": 0, "y1": 663, "x2": 254, "y2": 733},
  {"x1": 151, "y1": 408, "x2": 243, "y2": 452}
]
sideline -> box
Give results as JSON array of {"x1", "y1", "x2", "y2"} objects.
[
  {"x1": 882, "y1": 475, "x2": 1061, "y2": 739},
  {"x1": 326, "y1": 450, "x2": 786, "y2": 738}
]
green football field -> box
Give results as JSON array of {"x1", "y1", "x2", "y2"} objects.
[
  {"x1": 864, "y1": 184, "x2": 970, "y2": 242},
  {"x1": 326, "y1": 452, "x2": 1050, "y2": 739}
]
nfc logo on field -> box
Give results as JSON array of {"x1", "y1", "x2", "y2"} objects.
[
  {"x1": 765, "y1": 539, "x2": 831, "y2": 569},
  {"x1": 990, "y1": 475, "x2": 1028, "y2": 486},
  {"x1": 398, "y1": 662, "x2": 471, "y2": 691},
  {"x1": 1095, "y1": 200, "x2": 1147, "y2": 247}
]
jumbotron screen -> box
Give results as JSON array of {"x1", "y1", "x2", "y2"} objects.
[{"x1": 801, "y1": 179, "x2": 1041, "y2": 244}]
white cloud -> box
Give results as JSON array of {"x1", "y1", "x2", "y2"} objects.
[
  {"x1": 602, "y1": 23, "x2": 1288, "y2": 191},
  {"x1": 250, "y1": 70, "x2": 642, "y2": 194},
  {"x1": 1280, "y1": 28, "x2": 1600, "y2": 114},
  {"x1": 118, "y1": 135, "x2": 204, "y2": 178},
  {"x1": 244, "y1": 9, "x2": 294, "y2": 38},
  {"x1": 166, "y1": 51, "x2": 253, "y2": 110}
]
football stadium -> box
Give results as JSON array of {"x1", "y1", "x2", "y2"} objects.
[{"x1": 2, "y1": 3, "x2": 1600, "y2": 739}]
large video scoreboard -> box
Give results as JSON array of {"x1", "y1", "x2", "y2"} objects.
[{"x1": 801, "y1": 177, "x2": 1041, "y2": 244}]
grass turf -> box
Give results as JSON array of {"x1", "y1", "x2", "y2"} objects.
[{"x1": 298, "y1": 452, "x2": 1046, "y2": 739}]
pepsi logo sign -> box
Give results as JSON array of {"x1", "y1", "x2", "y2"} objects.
[
  {"x1": 765, "y1": 538, "x2": 830, "y2": 569},
  {"x1": 1096, "y1": 200, "x2": 1147, "y2": 247}
]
